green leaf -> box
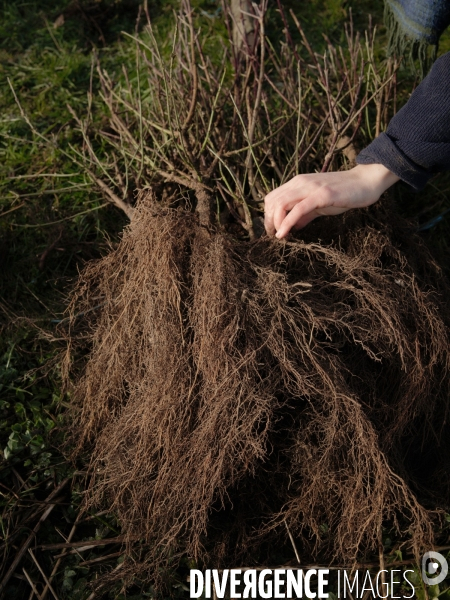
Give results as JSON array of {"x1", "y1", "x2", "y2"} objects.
[
  {"x1": 429, "y1": 584, "x2": 440, "y2": 598},
  {"x1": 29, "y1": 438, "x2": 45, "y2": 455},
  {"x1": 65, "y1": 569, "x2": 76, "y2": 578},
  {"x1": 408, "y1": 570, "x2": 420, "y2": 585},
  {"x1": 14, "y1": 402, "x2": 25, "y2": 415}
]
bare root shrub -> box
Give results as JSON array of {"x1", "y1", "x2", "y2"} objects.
[{"x1": 64, "y1": 0, "x2": 450, "y2": 588}]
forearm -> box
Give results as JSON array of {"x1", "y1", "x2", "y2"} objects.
[{"x1": 356, "y1": 52, "x2": 450, "y2": 189}]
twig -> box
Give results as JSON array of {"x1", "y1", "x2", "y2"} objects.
[
  {"x1": 11, "y1": 203, "x2": 110, "y2": 229},
  {"x1": 0, "y1": 478, "x2": 69, "y2": 596},
  {"x1": 11, "y1": 468, "x2": 31, "y2": 492},
  {"x1": 87, "y1": 170, "x2": 134, "y2": 220},
  {"x1": 284, "y1": 520, "x2": 301, "y2": 565},
  {"x1": 39, "y1": 535, "x2": 129, "y2": 552},
  {"x1": 276, "y1": 0, "x2": 300, "y2": 62},
  {"x1": 39, "y1": 229, "x2": 63, "y2": 271},
  {"x1": 19, "y1": 276, "x2": 53, "y2": 313},
  {"x1": 85, "y1": 562, "x2": 124, "y2": 600},
  {"x1": 28, "y1": 549, "x2": 59, "y2": 600},
  {"x1": 0, "y1": 203, "x2": 25, "y2": 218},
  {"x1": 244, "y1": 0, "x2": 267, "y2": 204},
  {"x1": 40, "y1": 519, "x2": 80, "y2": 600},
  {"x1": 216, "y1": 182, "x2": 247, "y2": 230},
  {"x1": 23, "y1": 567, "x2": 42, "y2": 600},
  {"x1": 7, "y1": 184, "x2": 91, "y2": 199},
  {"x1": 181, "y1": 1, "x2": 198, "y2": 132},
  {"x1": 160, "y1": 171, "x2": 213, "y2": 194},
  {"x1": 78, "y1": 551, "x2": 123, "y2": 567}
]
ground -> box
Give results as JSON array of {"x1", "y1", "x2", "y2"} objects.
[{"x1": 1, "y1": 1, "x2": 450, "y2": 598}]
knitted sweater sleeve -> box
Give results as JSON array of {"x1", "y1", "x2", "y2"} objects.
[{"x1": 356, "y1": 51, "x2": 450, "y2": 190}]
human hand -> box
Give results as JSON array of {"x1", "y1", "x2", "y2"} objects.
[{"x1": 264, "y1": 163, "x2": 400, "y2": 238}]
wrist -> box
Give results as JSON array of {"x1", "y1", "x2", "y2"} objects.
[{"x1": 354, "y1": 163, "x2": 400, "y2": 194}]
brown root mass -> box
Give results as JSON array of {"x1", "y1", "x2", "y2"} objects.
[{"x1": 67, "y1": 192, "x2": 450, "y2": 581}]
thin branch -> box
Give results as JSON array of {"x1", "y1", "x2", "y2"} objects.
[
  {"x1": 28, "y1": 550, "x2": 59, "y2": 600},
  {"x1": 87, "y1": 170, "x2": 134, "y2": 220},
  {"x1": 0, "y1": 478, "x2": 69, "y2": 595}
]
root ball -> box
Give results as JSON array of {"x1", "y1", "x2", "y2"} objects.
[{"x1": 67, "y1": 192, "x2": 450, "y2": 581}]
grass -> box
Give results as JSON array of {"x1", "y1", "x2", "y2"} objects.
[{"x1": 1, "y1": 0, "x2": 450, "y2": 598}]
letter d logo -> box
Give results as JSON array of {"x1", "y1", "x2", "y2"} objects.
[{"x1": 422, "y1": 551, "x2": 448, "y2": 585}]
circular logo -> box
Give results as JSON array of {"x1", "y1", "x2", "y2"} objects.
[{"x1": 422, "y1": 551, "x2": 448, "y2": 585}]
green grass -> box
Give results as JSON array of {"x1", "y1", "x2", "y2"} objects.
[
  {"x1": 0, "y1": 3, "x2": 175, "y2": 598},
  {"x1": 1, "y1": 1, "x2": 450, "y2": 597}
]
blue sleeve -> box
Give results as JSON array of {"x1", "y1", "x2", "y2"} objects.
[{"x1": 356, "y1": 51, "x2": 450, "y2": 190}]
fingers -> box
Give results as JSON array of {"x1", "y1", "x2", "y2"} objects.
[
  {"x1": 264, "y1": 165, "x2": 394, "y2": 237},
  {"x1": 265, "y1": 175, "x2": 346, "y2": 237},
  {"x1": 264, "y1": 205, "x2": 276, "y2": 236},
  {"x1": 292, "y1": 210, "x2": 320, "y2": 231},
  {"x1": 275, "y1": 197, "x2": 319, "y2": 238},
  {"x1": 264, "y1": 176, "x2": 309, "y2": 236},
  {"x1": 273, "y1": 204, "x2": 288, "y2": 232},
  {"x1": 265, "y1": 194, "x2": 311, "y2": 238}
]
